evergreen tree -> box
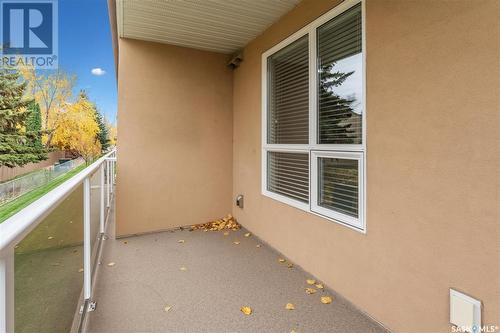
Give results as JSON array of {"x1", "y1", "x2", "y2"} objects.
[
  {"x1": 95, "y1": 110, "x2": 110, "y2": 152},
  {"x1": 318, "y1": 63, "x2": 357, "y2": 144},
  {"x1": 25, "y1": 101, "x2": 48, "y2": 160},
  {"x1": 0, "y1": 68, "x2": 47, "y2": 167}
]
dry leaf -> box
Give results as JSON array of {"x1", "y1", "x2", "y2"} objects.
[
  {"x1": 320, "y1": 296, "x2": 333, "y2": 304},
  {"x1": 256, "y1": 244, "x2": 262, "y2": 248},
  {"x1": 233, "y1": 241, "x2": 240, "y2": 245},
  {"x1": 240, "y1": 306, "x2": 252, "y2": 315},
  {"x1": 47, "y1": 236, "x2": 54, "y2": 240},
  {"x1": 306, "y1": 279, "x2": 316, "y2": 285},
  {"x1": 107, "y1": 262, "x2": 115, "y2": 267},
  {"x1": 123, "y1": 241, "x2": 128, "y2": 244},
  {"x1": 223, "y1": 232, "x2": 229, "y2": 236},
  {"x1": 178, "y1": 239, "x2": 185, "y2": 243},
  {"x1": 164, "y1": 306, "x2": 172, "y2": 312},
  {"x1": 285, "y1": 303, "x2": 295, "y2": 310},
  {"x1": 278, "y1": 258, "x2": 286, "y2": 263},
  {"x1": 290, "y1": 330, "x2": 299, "y2": 333},
  {"x1": 78, "y1": 268, "x2": 84, "y2": 273},
  {"x1": 315, "y1": 284, "x2": 324, "y2": 289},
  {"x1": 180, "y1": 266, "x2": 187, "y2": 271},
  {"x1": 287, "y1": 263, "x2": 294, "y2": 268},
  {"x1": 244, "y1": 233, "x2": 251, "y2": 237},
  {"x1": 191, "y1": 214, "x2": 241, "y2": 231},
  {"x1": 305, "y1": 288, "x2": 317, "y2": 295}
]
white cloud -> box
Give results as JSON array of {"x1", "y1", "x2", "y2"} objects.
[{"x1": 91, "y1": 68, "x2": 106, "y2": 76}]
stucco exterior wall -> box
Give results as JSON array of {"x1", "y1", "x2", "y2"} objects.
[
  {"x1": 116, "y1": 39, "x2": 233, "y2": 236},
  {"x1": 232, "y1": 0, "x2": 500, "y2": 332}
]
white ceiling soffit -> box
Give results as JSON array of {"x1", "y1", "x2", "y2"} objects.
[{"x1": 116, "y1": 0, "x2": 301, "y2": 54}]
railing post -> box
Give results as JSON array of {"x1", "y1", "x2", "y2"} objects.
[
  {"x1": 83, "y1": 177, "x2": 91, "y2": 300},
  {"x1": 100, "y1": 164, "x2": 105, "y2": 233},
  {"x1": 0, "y1": 248, "x2": 14, "y2": 333},
  {"x1": 110, "y1": 160, "x2": 114, "y2": 194},
  {"x1": 106, "y1": 160, "x2": 110, "y2": 208}
]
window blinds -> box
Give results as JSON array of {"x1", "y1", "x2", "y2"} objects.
[
  {"x1": 267, "y1": 35, "x2": 309, "y2": 144},
  {"x1": 267, "y1": 152, "x2": 309, "y2": 203}
]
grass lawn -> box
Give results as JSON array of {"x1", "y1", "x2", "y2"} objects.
[{"x1": 0, "y1": 164, "x2": 88, "y2": 223}]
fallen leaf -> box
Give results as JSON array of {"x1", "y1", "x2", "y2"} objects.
[
  {"x1": 233, "y1": 241, "x2": 240, "y2": 245},
  {"x1": 256, "y1": 244, "x2": 262, "y2": 248},
  {"x1": 223, "y1": 232, "x2": 229, "y2": 236},
  {"x1": 285, "y1": 303, "x2": 295, "y2": 310},
  {"x1": 78, "y1": 268, "x2": 84, "y2": 273},
  {"x1": 107, "y1": 262, "x2": 115, "y2": 267},
  {"x1": 278, "y1": 258, "x2": 286, "y2": 263},
  {"x1": 164, "y1": 306, "x2": 172, "y2": 312},
  {"x1": 123, "y1": 241, "x2": 128, "y2": 244},
  {"x1": 306, "y1": 279, "x2": 316, "y2": 285},
  {"x1": 320, "y1": 296, "x2": 333, "y2": 304},
  {"x1": 244, "y1": 233, "x2": 251, "y2": 237},
  {"x1": 315, "y1": 284, "x2": 324, "y2": 289},
  {"x1": 305, "y1": 288, "x2": 317, "y2": 295},
  {"x1": 240, "y1": 306, "x2": 252, "y2": 315},
  {"x1": 290, "y1": 330, "x2": 299, "y2": 333},
  {"x1": 287, "y1": 263, "x2": 294, "y2": 268},
  {"x1": 178, "y1": 239, "x2": 185, "y2": 243},
  {"x1": 180, "y1": 266, "x2": 187, "y2": 271},
  {"x1": 51, "y1": 263, "x2": 60, "y2": 266},
  {"x1": 47, "y1": 236, "x2": 54, "y2": 240}
]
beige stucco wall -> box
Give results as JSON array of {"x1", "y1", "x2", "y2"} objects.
[
  {"x1": 232, "y1": 0, "x2": 500, "y2": 332},
  {"x1": 116, "y1": 39, "x2": 233, "y2": 236}
]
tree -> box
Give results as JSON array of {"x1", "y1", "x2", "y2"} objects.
[
  {"x1": 318, "y1": 63, "x2": 358, "y2": 144},
  {"x1": 19, "y1": 66, "x2": 75, "y2": 147},
  {"x1": 51, "y1": 92, "x2": 101, "y2": 163},
  {"x1": 25, "y1": 101, "x2": 46, "y2": 152},
  {"x1": 95, "y1": 110, "x2": 110, "y2": 152}
]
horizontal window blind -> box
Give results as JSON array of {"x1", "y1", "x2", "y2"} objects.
[
  {"x1": 267, "y1": 35, "x2": 309, "y2": 144},
  {"x1": 318, "y1": 157, "x2": 358, "y2": 218},
  {"x1": 267, "y1": 151, "x2": 309, "y2": 203},
  {"x1": 317, "y1": 3, "x2": 362, "y2": 145}
]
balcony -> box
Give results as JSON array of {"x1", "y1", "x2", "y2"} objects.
[{"x1": 0, "y1": 151, "x2": 388, "y2": 333}]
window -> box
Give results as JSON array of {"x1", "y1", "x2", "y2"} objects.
[{"x1": 262, "y1": 0, "x2": 365, "y2": 232}]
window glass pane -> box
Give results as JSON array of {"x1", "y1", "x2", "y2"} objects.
[
  {"x1": 318, "y1": 157, "x2": 358, "y2": 217},
  {"x1": 267, "y1": 151, "x2": 309, "y2": 203},
  {"x1": 317, "y1": 4, "x2": 362, "y2": 144},
  {"x1": 267, "y1": 35, "x2": 309, "y2": 144}
]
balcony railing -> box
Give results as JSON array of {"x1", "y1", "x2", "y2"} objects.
[{"x1": 0, "y1": 149, "x2": 117, "y2": 333}]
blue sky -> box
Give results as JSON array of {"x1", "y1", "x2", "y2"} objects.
[{"x1": 59, "y1": 0, "x2": 117, "y2": 123}]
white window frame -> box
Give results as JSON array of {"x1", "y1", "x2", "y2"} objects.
[{"x1": 261, "y1": 0, "x2": 366, "y2": 233}]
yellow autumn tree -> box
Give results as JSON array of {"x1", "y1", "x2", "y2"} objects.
[
  {"x1": 108, "y1": 123, "x2": 117, "y2": 146},
  {"x1": 19, "y1": 65, "x2": 75, "y2": 147},
  {"x1": 51, "y1": 92, "x2": 101, "y2": 163}
]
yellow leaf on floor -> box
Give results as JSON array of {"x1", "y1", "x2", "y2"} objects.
[
  {"x1": 78, "y1": 268, "x2": 83, "y2": 273},
  {"x1": 306, "y1": 279, "x2": 316, "y2": 285},
  {"x1": 180, "y1": 266, "x2": 187, "y2": 271},
  {"x1": 244, "y1": 233, "x2": 251, "y2": 237},
  {"x1": 256, "y1": 244, "x2": 262, "y2": 248},
  {"x1": 223, "y1": 232, "x2": 229, "y2": 236},
  {"x1": 285, "y1": 303, "x2": 295, "y2": 310},
  {"x1": 315, "y1": 284, "x2": 324, "y2": 289},
  {"x1": 287, "y1": 263, "x2": 293, "y2": 268},
  {"x1": 320, "y1": 296, "x2": 333, "y2": 304},
  {"x1": 233, "y1": 241, "x2": 240, "y2": 245},
  {"x1": 240, "y1": 306, "x2": 252, "y2": 315},
  {"x1": 164, "y1": 306, "x2": 172, "y2": 312},
  {"x1": 123, "y1": 241, "x2": 128, "y2": 244},
  {"x1": 290, "y1": 330, "x2": 299, "y2": 333},
  {"x1": 178, "y1": 239, "x2": 185, "y2": 243},
  {"x1": 47, "y1": 236, "x2": 54, "y2": 240},
  {"x1": 107, "y1": 262, "x2": 115, "y2": 267},
  {"x1": 278, "y1": 258, "x2": 286, "y2": 263},
  {"x1": 305, "y1": 288, "x2": 317, "y2": 295}
]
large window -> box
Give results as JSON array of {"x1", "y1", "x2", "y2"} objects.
[{"x1": 262, "y1": 0, "x2": 365, "y2": 232}]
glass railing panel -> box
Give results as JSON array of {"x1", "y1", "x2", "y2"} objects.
[
  {"x1": 90, "y1": 168, "x2": 102, "y2": 271},
  {"x1": 14, "y1": 185, "x2": 84, "y2": 333}
]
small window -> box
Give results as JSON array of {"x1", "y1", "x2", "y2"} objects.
[
  {"x1": 311, "y1": 151, "x2": 363, "y2": 229},
  {"x1": 262, "y1": 0, "x2": 365, "y2": 232}
]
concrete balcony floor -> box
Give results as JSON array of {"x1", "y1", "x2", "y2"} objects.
[{"x1": 86, "y1": 215, "x2": 388, "y2": 333}]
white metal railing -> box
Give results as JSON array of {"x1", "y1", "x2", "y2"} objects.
[{"x1": 0, "y1": 149, "x2": 117, "y2": 333}]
